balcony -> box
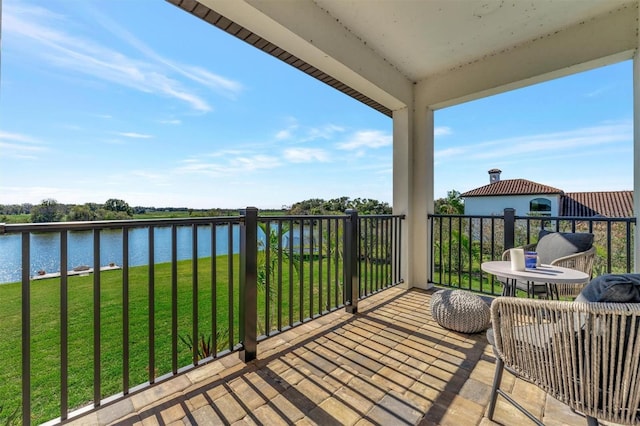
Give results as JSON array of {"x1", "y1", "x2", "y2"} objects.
[
  {"x1": 0, "y1": 210, "x2": 635, "y2": 425},
  {"x1": 63, "y1": 287, "x2": 590, "y2": 426}
]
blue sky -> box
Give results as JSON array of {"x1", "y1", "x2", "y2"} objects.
[{"x1": 0, "y1": 1, "x2": 633, "y2": 209}]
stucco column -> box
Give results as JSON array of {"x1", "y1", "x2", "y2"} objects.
[
  {"x1": 392, "y1": 107, "x2": 412, "y2": 288},
  {"x1": 392, "y1": 93, "x2": 433, "y2": 289},
  {"x1": 634, "y1": 47, "x2": 640, "y2": 272},
  {"x1": 413, "y1": 106, "x2": 434, "y2": 289}
]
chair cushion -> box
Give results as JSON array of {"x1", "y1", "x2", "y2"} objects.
[
  {"x1": 576, "y1": 273, "x2": 640, "y2": 303},
  {"x1": 535, "y1": 231, "x2": 594, "y2": 265}
]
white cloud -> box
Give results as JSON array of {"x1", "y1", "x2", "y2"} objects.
[
  {"x1": 159, "y1": 119, "x2": 182, "y2": 125},
  {"x1": 0, "y1": 131, "x2": 41, "y2": 143},
  {"x1": 202, "y1": 149, "x2": 248, "y2": 158},
  {"x1": 114, "y1": 132, "x2": 153, "y2": 139},
  {"x1": 274, "y1": 117, "x2": 299, "y2": 140},
  {"x1": 434, "y1": 126, "x2": 452, "y2": 136},
  {"x1": 336, "y1": 130, "x2": 391, "y2": 150},
  {"x1": 3, "y1": 2, "x2": 244, "y2": 112},
  {"x1": 124, "y1": 170, "x2": 169, "y2": 183},
  {"x1": 0, "y1": 186, "x2": 68, "y2": 204},
  {"x1": 284, "y1": 148, "x2": 329, "y2": 163},
  {"x1": 276, "y1": 129, "x2": 293, "y2": 140},
  {"x1": 435, "y1": 147, "x2": 465, "y2": 160},
  {"x1": 584, "y1": 86, "x2": 611, "y2": 98},
  {"x1": 304, "y1": 124, "x2": 344, "y2": 141},
  {"x1": 0, "y1": 131, "x2": 47, "y2": 159},
  {"x1": 471, "y1": 122, "x2": 631, "y2": 160},
  {"x1": 275, "y1": 120, "x2": 344, "y2": 142},
  {"x1": 85, "y1": 5, "x2": 244, "y2": 99},
  {"x1": 181, "y1": 66, "x2": 243, "y2": 99},
  {"x1": 176, "y1": 153, "x2": 281, "y2": 177},
  {"x1": 436, "y1": 122, "x2": 632, "y2": 163}
]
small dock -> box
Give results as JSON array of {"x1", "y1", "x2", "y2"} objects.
[{"x1": 32, "y1": 265, "x2": 121, "y2": 280}]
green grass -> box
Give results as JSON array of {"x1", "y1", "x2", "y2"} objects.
[
  {"x1": 0, "y1": 256, "x2": 237, "y2": 424},
  {"x1": 0, "y1": 214, "x2": 31, "y2": 224},
  {"x1": 0, "y1": 252, "x2": 350, "y2": 424}
]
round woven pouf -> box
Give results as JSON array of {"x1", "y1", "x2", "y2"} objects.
[{"x1": 430, "y1": 289, "x2": 491, "y2": 334}]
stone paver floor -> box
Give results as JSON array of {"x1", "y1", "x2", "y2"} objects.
[{"x1": 66, "y1": 287, "x2": 591, "y2": 426}]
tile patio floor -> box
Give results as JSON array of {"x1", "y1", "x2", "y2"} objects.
[{"x1": 66, "y1": 287, "x2": 592, "y2": 426}]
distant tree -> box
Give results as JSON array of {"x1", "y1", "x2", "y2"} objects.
[
  {"x1": 132, "y1": 206, "x2": 147, "y2": 214},
  {"x1": 68, "y1": 204, "x2": 97, "y2": 222},
  {"x1": 0, "y1": 204, "x2": 31, "y2": 215},
  {"x1": 323, "y1": 196, "x2": 350, "y2": 212},
  {"x1": 434, "y1": 190, "x2": 464, "y2": 214},
  {"x1": 31, "y1": 199, "x2": 63, "y2": 223},
  {"x1": 96, "y1": 208, "x2": 132, "y2": 220},
  {"x1": 288, "y1": 197, "x2": 391, "y2": 215},
  {"x1": 289, "y1": 198, "x2": 327, "y2": 215},
  {"x1": 103, "y1": 198, "x2": 133, "y2": 216},
  {"x1": 349, "y1": 197, "x2": 392, "y2": 215}
]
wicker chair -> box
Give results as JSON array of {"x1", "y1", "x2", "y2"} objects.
[
  {"x1": 487, "y1": 297, "x2": 640, "y2": 425},
  {"x1": 502, "y1": 236, "x2": 596, "y2": 299}
]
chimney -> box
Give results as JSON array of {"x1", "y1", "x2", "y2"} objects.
[{"x1": 488, "y1": 168, "x2": 501, "y2": 184}]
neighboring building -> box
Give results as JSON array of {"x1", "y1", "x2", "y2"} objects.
[
  {"x1": 561, "y1": 191, "x2": 634, "y2": 217},
  {"x1": 460, "y1": 169, "x2": 633, "y2": 218}
]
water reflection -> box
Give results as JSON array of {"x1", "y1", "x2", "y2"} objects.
[{"x1": 0, "y1": 225, "x2": 241, "y2": 284}]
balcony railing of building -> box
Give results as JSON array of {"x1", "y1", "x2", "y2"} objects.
[
  {"x1": 429, "y1": 208, "x2": 636, "y2": 295},
  {"x1": 0, "y1": 209, "x2": 404, "y2": 425}
]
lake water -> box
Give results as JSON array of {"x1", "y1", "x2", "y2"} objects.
[{"x1": 0, "y1": 225, "x2": 244, "y2": 284}]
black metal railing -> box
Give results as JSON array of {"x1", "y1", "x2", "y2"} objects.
[
  {"x1": 429, "y1": 209, "x2": 636, "y2": 295},
  {"x1": 0, "y1": 210, "x2": 404, "y2": 425},
  {"x1": 359, "y1": 213, "x2": 404, "y2": 298}
]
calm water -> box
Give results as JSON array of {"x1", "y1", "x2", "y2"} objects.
[{"x1": 0, "y1": 225, "x2": 245, "y2": 284}]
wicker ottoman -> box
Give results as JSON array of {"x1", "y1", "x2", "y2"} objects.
[{"x1": 430, "y1": 289, "x2": 491, "y2": 333}]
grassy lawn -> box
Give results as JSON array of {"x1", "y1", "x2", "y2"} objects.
[
  {"x1": 0, "y1": 252, "x2": 350, "y2": 424},
  {"x1": 0, "y1": 214, "x2": 31, "y2": 224},
  {"x1": 0, "y1": 256, "x2": 236, "y2": 424}
]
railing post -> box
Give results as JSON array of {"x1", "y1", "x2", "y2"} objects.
[
  {"x1": 21, "y1": 232, "x2": 31, "y2": 426},
  {"x1": 239, "y1": 207, "x2": 258, "y2": 362},
  {"x1": 345, "y1": 209, "x2": 359, "y2": 314},
  {"x1": 504, "y1": 208, "x2": 516, "y2": 250}
]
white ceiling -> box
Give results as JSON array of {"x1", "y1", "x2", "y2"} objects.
[
  {"x1": 188, "y1": 0, "x2": 637, "y2": 110},
  {"x1": 313, "y1": 0, "x2": 633, "y2": 81}
]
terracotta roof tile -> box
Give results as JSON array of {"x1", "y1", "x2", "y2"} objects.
[
  {"x1": 561, "y1": 191, "x2": 633, "y2": 218},
  {"x1": 460, "y1": 179, "x2": 564, "y2": 197}
]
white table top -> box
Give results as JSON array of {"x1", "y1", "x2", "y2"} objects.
[{"x1": 481, "y1": 261, "x2": 589, "y2": 284}]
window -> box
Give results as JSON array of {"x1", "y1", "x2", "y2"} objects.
[{"x1": 530, "y1": 198, "x2": 551, "y2": 215}]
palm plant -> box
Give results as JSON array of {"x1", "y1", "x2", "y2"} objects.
[
  {"x1": 256, "y1": 221, "x2": 300, "y2": 334},
  {"x1": 179, "y1": 325, "x2": 231, "y2": 360}
]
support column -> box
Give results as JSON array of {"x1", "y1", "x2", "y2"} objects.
[
  {"x1": 392, "y1": 107, "x2": 412, "y2": 288},
  {"x1": 634, "y1": 49, "x2": 640, "y2": 272},
  {"x1": 411, "y1": 105, "x2": 434, "y2": 289},
  {"x1": 392, "y1": 91, "x2": 433, "y2": 290}
]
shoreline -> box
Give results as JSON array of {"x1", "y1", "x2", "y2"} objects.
[{"x1": 31, "y1": 264, "x2": 122, "y2": 280}]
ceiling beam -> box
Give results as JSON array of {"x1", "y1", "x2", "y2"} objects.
[
  {"x1": 419, "y1": 3, "x2": 638, "y2": 109},
  {"x1": 195, "y1": 0, "x2": 413, "y2": 111}
]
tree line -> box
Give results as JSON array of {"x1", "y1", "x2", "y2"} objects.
[
  {"x1": 0, "y1": 191, "x2": 463, "y2": 223},
  {"x1": 27, "y1": 198, "x2": 136, "y2": 223},
  {"x1": 287, "y1": 191, "x2": 463, "y2": 215}
]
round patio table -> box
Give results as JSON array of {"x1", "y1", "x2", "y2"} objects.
[{"x1": 481, "y1": 261, "x2": 589, "y2": 298}]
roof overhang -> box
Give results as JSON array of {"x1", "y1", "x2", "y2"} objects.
[{"x1": 167, "y1": 0, "x2": 638, "y2": 115}]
